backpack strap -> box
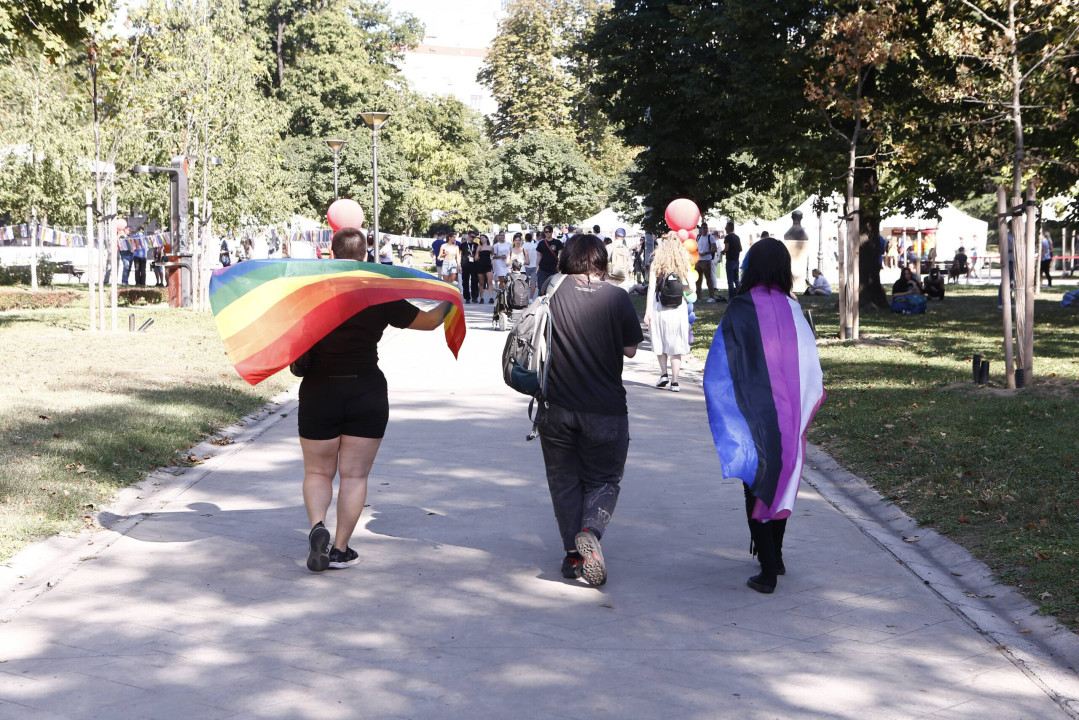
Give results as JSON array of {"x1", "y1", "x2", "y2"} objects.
[{"x1": 526, "y1": 274, "x2": 567, "y2": 441}]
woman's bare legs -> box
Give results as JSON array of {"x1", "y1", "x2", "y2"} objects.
[
  {"x1": 301, "y1": 434, "x2": 382, "y2": 549},
  {"x1": 670, "y1": 354, "x2": 682, "y2": 384},
  {"x1": 657, "y1": 353, "x2": 668, "y2": 377}
]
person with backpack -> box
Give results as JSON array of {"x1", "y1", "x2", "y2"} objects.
[
  {"x1": 540, "y1": 234, "x2": 643, "y2": 586},
  {"x1": 643, "y1": 233, "x2": 692, "y2": 392},
  {"x1": 535, "y1": 225, "x2": 563, "y2": 292},
  {"x1": 607, "y1": 228, "x2": 633, "y2": 289}
]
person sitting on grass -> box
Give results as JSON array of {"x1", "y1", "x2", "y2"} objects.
[
  {"x1": 923, "y1": 266, "x2": 946, "y2": 301},
  {"x1": 891, "y1": 266, "x2": 927, "y2": 314},
  {"x1": 804, "y1": 268, "x2": 831, "y2": 296}
]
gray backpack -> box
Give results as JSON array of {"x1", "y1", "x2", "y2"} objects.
[{"x1": 501, "y1": 274, "x2": 567, "y2": 440}]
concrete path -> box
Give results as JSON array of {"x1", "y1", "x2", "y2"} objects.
[{"x1": 1, "y1": 300, "x2": 1077, "y2": 720}]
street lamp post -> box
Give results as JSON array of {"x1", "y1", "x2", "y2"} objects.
[
  {"x1": 324, "y1": 138, "x2": 346, "y2": 199},
  {"x1": 359, "y1": 112, "x2": 390, "y2": 246}
]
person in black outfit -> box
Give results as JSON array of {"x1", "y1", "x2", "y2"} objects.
[
  {"x1": 460, "y1": 231, "x2": 479, "y2": 303},
  {"x1": 300, "y1": 227, "x2": 452, "y2": 572},
  {"x1": 721, "y1": 221, "x2": 742, "y2": 299},
  {"x1": 540, "y1": 234, "x2": 644, "y2": 586},
  {"x1": 535, "y1": 224, "x2": 564, "y2": 293}
]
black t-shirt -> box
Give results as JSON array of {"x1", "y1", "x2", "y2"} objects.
[
  {"x1": 724, "y1": 233, "x2": 742, "y2": 256},
  {"x1": 461, "y1": 240, "x2": 478, "y2": 264},
  {"x1": 536, "y1": 238, "x2": 563, "y2": 274},
  {"x1": 308, "y1": 299, "x2": 419, "y2": 377},
  {"x1": 892, "y1": 277, "x2": 920, "y2": 295},
  {"x1": 546, "y1": 276, "x2": 644, "y2": 415}
]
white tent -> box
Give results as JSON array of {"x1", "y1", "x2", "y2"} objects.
[
  {"x1": 578, "y1": 207, "x2": 642, "y2": 237},
  {"x1": 881, "y1": 204, "x2": 988, "y2": 259}
]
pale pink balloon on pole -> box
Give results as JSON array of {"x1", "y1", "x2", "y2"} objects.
[
  {"x1": 664, "y1": 198, "x2": 701, "y2": 232},
  {"x1": 327, "y1": 198, "x2": 365, "y2": 232}
]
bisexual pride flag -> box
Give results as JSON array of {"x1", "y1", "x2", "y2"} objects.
[
  {"x1": 704, "y1": 286, "x2": 825, "y2": 521},
  {"x1": 210, "y1": 259, "x2": 465, "y2": 385}
]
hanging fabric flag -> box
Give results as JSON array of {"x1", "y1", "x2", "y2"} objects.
[
  {"x1": 703, "y1": 286, "x2": 825, "y2": 521},
  {"x1": 210, "y1": 259, "x2": 465, "y2": 385}
]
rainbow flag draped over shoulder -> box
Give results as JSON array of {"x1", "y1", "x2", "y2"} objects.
[
  {"x1": 210, "y1": 259, "x2": 465, "y2": 385},
  {"x1": 703, "y1": 286, "x2": 825, "y2": 521}
]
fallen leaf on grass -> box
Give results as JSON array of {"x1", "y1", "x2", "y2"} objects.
[
  {"x1": 995, "y1": 514, "x2": 1008, "y2": 524},
  {"x1": 1040, "y1": 591, "x2": 1052, "y2": 600},
  {"x1": 958, "y1": 516, "x2": 970, "y2": 524},
  {"x1": 1035, "y1": 551, "x2": 1050, "y2": 560}
]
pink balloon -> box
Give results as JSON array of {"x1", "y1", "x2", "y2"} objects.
[
  {"x1": 665, "y1": 198, "x2": 700, "y2": 232},
  {"x1": 327, "y1": 199, "x2": 365, "y2": 232},
  {"x1": 677, "y1": 229, "x2": 689, "y2": 240}
]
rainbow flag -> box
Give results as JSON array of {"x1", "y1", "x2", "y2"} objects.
[
  {"x1": 703, "y1": 286, "x2": 825, "y2": 521},
  {"x1": 210, "y1": 259, "x2": 465, "y2": 385}
]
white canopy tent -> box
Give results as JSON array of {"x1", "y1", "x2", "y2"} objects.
[
  {"x1": 881, "y1": 204, "x2": 988, "y2": 259},
  {"x1": 578, "y1": 207, "x2": 642, "y2": 238}
]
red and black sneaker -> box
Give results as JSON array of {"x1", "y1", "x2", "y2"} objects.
[
  {"x1": 574, "y1": 529, "x2": 607, "y2": 586},
  {"x1": 560, "y1": 552, "x2": 582, "y2": 579}
]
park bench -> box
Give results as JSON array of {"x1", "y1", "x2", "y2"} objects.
[{"x1": 46, "y1": 260, "x2": 84, "y2": 282}]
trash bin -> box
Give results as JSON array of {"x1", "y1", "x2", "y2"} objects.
[{"x1": 162, "y1": 255, "x2": 183, "y2": 308}]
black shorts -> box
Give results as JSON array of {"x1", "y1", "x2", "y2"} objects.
[{"x1": 298, "y1": 374, "x2": 389, "y2": 440}]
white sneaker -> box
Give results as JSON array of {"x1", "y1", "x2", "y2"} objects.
[
  {"x1": 706, "y1": 297, "x2": 716, "y2": 303},
  {"x1": 656, "y1": 374, "x2": 669, "y2": 388},
  {"x1": 670, "y1": 382, "x2": 680, "y2": 392}
]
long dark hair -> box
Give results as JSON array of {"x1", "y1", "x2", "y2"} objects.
[
  {"x1": 737, "y1": 238, "x2": 792, "y2": 296},
  {"x1": 558, "y1": 234, "x2": 608, "y2": 278}
]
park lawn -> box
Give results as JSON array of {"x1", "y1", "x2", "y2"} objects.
[
  {"x1": 636, "y1": 283, "x2": 1079, "y2": 630},
  {"x1": 0, "y1": 304, "x2": 294, "y2": 561}
]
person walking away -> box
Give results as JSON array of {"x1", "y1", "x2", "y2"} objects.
[
  {"x1": 703, "y1": 238, "x2": 824, "y2": 594},
  {"x1": 131, "y1": 230, "x2": 148, "y2": 286},
  {"x1": 804, "y1": 268, "x2": 831, "y2": 295},
  {"x1": 540, "y1": 234, "x2": 643, "y2": 586},
  {"x1": 523, "y1": 231, "x2": 539, "y2": 299},
  {"x1": 379, "y1": 235, "x2": 394, "y2": 265},
  {"x1": 300, "y1": 227, "x2": 453, "y2": 571},
  {"x1": 644, "y1": 233, "x2": 692, "y2": 391},
  {"x1": 535, "y1": 224, "x2": 563, "y2": 293},
  {"x1": 607, "y1": 228, "x2": 633, "y2": 290},
  {"x1": 461, "y1": 231, "x2": 479, "y2": 303},
  {"x1": 721, "y1": 221, "x2": 742, "y2": 299},
  {"x1": 1041, "y1": 230, "x2": 1053, "y2": 287},
  {"x1": 695, "y1": 223, "x2": 717, "y2": 302}
]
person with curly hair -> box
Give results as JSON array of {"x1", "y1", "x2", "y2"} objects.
[{"x1": 644, "y1": 232, "x2": 692, "y2": 392}]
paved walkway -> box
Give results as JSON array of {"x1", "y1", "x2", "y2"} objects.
[{"x1": 1, "y1": 301, "x2": 1077, "y2": 719}]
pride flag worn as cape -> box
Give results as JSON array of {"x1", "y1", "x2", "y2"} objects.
[
  {"x1": 703, "y1": 286, "x2": 825, "y2": 521},
  {"x1": 210, "y1": 259, "x2": 465, "y2": 385}
]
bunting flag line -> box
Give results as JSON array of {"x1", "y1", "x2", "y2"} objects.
[
  {"x1": 210, "y1": 259, "x2": 465, "y2": 385},
  {"x1": 703, "y1": 286, "x2": 825, "y2": 521}
]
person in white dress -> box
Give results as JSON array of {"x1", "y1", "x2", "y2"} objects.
[{"x1": 643, "y1": 232, "x2": 692, "y2": 392}]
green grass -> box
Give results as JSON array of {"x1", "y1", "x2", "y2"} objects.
[
  {"x1": 0, "y1": 304, "x2": 294, "y2": 560},
  {"x1": 635, "y1": 283, "x2": 1079, "y2": 630}
]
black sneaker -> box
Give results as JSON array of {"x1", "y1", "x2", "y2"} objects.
[
  {"x1": 574, "y1": 529, "x2": 607, "y2": 586},
  {"x1": 560, "y1": 552, "x2": 582, "y2": 579},
  {"x1": 306, "y1": 523, "x2": 330, "y2": 572},
  {"x1": 655, "y1": 374, "x2": 670, "y2": 388},
  {"x1": 747, "y1": 573, "x2": 776, "y2": 594},
  {"x1": 328, "y1": 545, "x2": 360, "y2": 569},
  {"x1": 489, "y1": 298, "x2": 494, "y2": 304}
]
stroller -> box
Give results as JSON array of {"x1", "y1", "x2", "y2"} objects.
[{"x1": 493, "y1": 261, "x2": 532, "y2": 331}]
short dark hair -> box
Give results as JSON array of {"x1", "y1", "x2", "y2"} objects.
[
  {"x1": 738, "y1": 238, "x2": 791, "y2": 296},
  {"x1": 332, "y1": 227, "x2": 368, "y2": 260},
  {"x1": 558, "y1": 234, "x2": 607, "y2": 277},
  {"x1": 726, "y1": 221, "x2": 734, "y2": 232},
  {"x1": 543, "y1": 225, "x2": 554, "y2": 233},
  {"x1": 593, "y1": 224, "x2": 601, "y2": 233},
  {"x1": 525, "y1": 232, "x2": 533, "y2": 242}
]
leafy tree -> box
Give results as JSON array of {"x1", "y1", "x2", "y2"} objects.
[
  {"x1": 0, "y1": 0, "x2": 101, "y2": 57},
  {"x1": 480, "y1": 131, "x2": 599, "y2": 227}
]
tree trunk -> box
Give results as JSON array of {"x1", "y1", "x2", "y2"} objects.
[
  {"x1": 997, "y1": 188, "x2": 1016, "y2": 389},
  {"x1": 276, "y1": 13, "x2": 286, "y2": 90}
]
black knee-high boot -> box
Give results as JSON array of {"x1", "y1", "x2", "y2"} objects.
[
  {"x1": 771, "y1": 518, "x2": 787, "y2": 575},
  {"x1": 743, "y1": 485, "x2": 777, "y2": 593}
]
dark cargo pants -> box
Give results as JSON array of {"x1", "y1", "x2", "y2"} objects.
[{"x1": 540, "y1": 403, "x2": 630, "y2": 552}]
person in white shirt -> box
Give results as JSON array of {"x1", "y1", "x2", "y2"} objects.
[
  {"x1": 492, "y1": 231, "x2": 512, "y2": 289},
  {"x1": 804, "y1": 268, "x2": 831, "y2": 295}
]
